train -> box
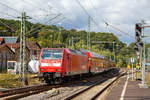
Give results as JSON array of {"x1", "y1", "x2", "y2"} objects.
[{"x1": 39, "y1": 48, "x2": 117, "y2": 84}]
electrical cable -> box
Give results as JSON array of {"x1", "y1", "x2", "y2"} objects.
[
  {"x1": 104, "y1": 21, "x2": 135, "y2": 39},
  {"x1": 0, "y1": 2, "x2": 21, "y2": 14},
  {"x1": 27, "y1": 14, "x2": 62, "y2": 35},
  {"x1": 75, "y1": 0, "x2": 101, "y2": 30},
  {"x1": 47, "y1": 0, "x2": 84, "y2": 29},
  {"x1": 0, "y1": 11, "x2": 18, "y2": 19},
  {"x1": 0, "y1": 19, "x2": 16, "y2": 32},
  {"x1": 86, "y1": 0, "x2": 134, "y2": 39},
  {"x1": 22, "y1": 0, "x2": 48, "y2": 13}
]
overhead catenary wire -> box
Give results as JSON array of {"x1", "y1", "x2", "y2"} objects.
[
  {"x1": 0, "y1": 11, "x2": 18, "y2": 19},
  {"x1": 22, "y1": 0, "x2": 65, "y2": 26},
  {"x1": 0, "y1": 2, "x2": 21, "y2": 14},
  {"x1": 88, "y1": 0, "x2": 99, "y2": 20},
  {"x1": 0, "y1": 1, "x2": 65, "y2": 36},
  {"x1": 31, "y1": 16, "x2": 66, "y2": 34},
  {"x1": 26, "y1": 13, "x2": 62, "y2": 35},
  {"x1": 0, "y1": 2, "x2": 21, "y2": 33},
  {"x1": 27, "y1": 13, "x2": 62, "y2": 35},
  {"x1": 22, "y1": 0, "x2": 79, "y2": 31},
  {"x1": 0, "y1": 18, "x2": 16, "y2": 32},
  {"x1": 75, "y1": 0, "x2": 101, "y2": 30},
  {"x1": 22, "y1": 0, "x2": 48, "y2": 13},
  {"x1": 104, "y1": 21, "x2": 135, "y2": 39},
  {"x1": 105, "y1": 24, "x2": 122, "y2": 36},
  {"x1": 85, "y1": 0, "x2": 134, "y2": 39},
  {"x1": 51, "y1": 16, "x2": 66, "y2": 25},
  {"x1": 48, "y1": 0, "x2": 87, "y2": 29}
]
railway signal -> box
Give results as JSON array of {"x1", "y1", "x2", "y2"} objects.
[
  {"x1": 134, "y1": 43, "x2": 139, "y2": 51},
  {"x1": 135, "y1": 23, "x2": 142, "y2": 42},
  {"x1": 135, "y1": 21, "x2": 149, "y2": 88},
  {"x1": 134, "y1": 23, "x2": 143, "y2": 52}
]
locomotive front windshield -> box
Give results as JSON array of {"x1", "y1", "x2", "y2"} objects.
[{"x1": 41, "y1": 49, "x2": 63, "y2": 60}]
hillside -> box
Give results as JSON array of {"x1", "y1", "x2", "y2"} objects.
[{"x1": 0, "y1": 18, "x2": 136, "y2": 67}]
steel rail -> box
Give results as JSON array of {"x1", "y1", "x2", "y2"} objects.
[
  {"x1": 91, "y1": 72, "x2": 126, "y2": 100},
  {"x1": 0, "y1": 84, "x2": 48, "y2": 98},
  {"x1": 0, "y1": 69, "x2": 121, "y2": 100},
  {"x1": 64, "y1": 71, "x2": 126, "y2": 100}
]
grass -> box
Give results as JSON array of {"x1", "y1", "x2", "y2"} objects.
[
  {"x1": 26, "y1": 74, "x2": 42, "y2": 85},
  {"x1": 0, "y1": 73, "x2": 42, "y2": 88},
  {"x1": 0, "y1": 74, "x2": 22, "y2": 88}
]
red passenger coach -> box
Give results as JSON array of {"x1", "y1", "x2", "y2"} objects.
[
  {"x1": 82, "y1": 50, "x2": 116, "y2": 74},
  {"x1": 39, "y1": 48, "x2": 89, "y2": 84}
]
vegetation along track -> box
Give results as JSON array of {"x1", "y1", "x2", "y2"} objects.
[{"x1": 64, "y1": 71, "x2": 126, "y2": 100}]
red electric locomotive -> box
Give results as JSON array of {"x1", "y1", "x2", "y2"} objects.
[{"x1": 39, "y1": 48, "x2": 89, "y2": 84}]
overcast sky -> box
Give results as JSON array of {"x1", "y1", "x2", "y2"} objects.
[{"x1": 0, "y1": 0, "x2": 150, "y2": 44}]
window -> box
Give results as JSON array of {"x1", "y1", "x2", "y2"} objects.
[
  {"x1": 41, "y1": 49, "x2": 63, "y2": 60},
  {"x1": 7, "y1": 62, "x2": 15, "y2": 69}
]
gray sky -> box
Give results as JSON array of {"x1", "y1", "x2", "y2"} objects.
[{"x1": 0, "y1": 0, "x2": 150, "y2": 44}]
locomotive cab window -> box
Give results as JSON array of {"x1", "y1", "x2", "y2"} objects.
[{"x1": 41, "y1": 49, "x2": 63, "y2": 60}]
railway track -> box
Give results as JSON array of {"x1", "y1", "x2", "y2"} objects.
[
  {"x1": 0, "y1": 84, "x2": 62, "y2": 100},
  {"x1": 0, "y1": 69, "x2": 121, "y2": 100},
  {"x1": 64, "y1": 71, "x2": 126, "y2": 100}
]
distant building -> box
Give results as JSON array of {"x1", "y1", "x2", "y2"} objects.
[
  {"x1": 0, "y1": 37, "x2": 19, "y2": 44},
  {"x1": 5, "y1": 43, "x2": 30, "y2": 62},
  {"x1": 0, "y1": 44, "x2": 15, "y2": 72},
  {"x1": 26, "y1": 42, "x2": 41, "y2": 60},
  {"x1": 0, "y1": 37, "x2": 41, "y2": 72}
]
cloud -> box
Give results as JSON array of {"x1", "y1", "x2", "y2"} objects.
[{"x1": 0, "y1": 0, "x2": 150, "y2": 44}]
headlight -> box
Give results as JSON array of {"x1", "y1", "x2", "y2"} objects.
[
  {"x1": 41, "y1": 68, "x2": 45, "y2": 71},
  {"x1": 53, "y1": 63, "x2": 61, "y2": 66},
  {"x1": 41, "y1": 63, "x2": 48, "y2": 66}
]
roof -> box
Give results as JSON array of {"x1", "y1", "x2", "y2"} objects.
[
  {"x1": 5, "y1": 43, "x2": 19, "y2": 49},
  {"x1": 0, "y1": 39, "x2": 41, "y2": 52},
  {"x1": 0, "y1": 44, "x2": 15, "y2": 54},
  {"x1": 5, "y1": 43, "x2": 31, "y2": 52},
  {"x1": 26, "y1": 41, "x2": 41, "y2": 50},
  {"x1": 0, "y1": 37, "x2": 18, "y2": 43},
  {"x1": 5, "y1": 42, "x2": 41, "y2": 51}
]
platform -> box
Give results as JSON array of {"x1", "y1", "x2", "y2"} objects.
[{"x1": 105, "y1": 76, "x2": 150, "y2": 100}]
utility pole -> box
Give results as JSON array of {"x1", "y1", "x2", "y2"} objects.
[
  {"x1": 50, "y1": 35, "x2": 53, "y2": 48},
  {"x1": 19, "y1": 12, "x2": 31, "y2": 86},
  {"x1": 113, "y1": 42, "x2": 115, "y2": 62},
  {"x1": 140, "y1": 21, "x2": 148, "y2": 88},
  {"x1": 147, "y1": 48, "x2": 150, "y2": 62},
  {"x1": 88, "y1": 16, "x2": 91, "y2": 50},
  {"x1": 69, "y1": 39, "x2": 71, "y2": 48},
  {"x1": 58, "y1": 27, "x2": 62, "y2": 44},
  {"x1": 19, "y1": 12, "x2": 26, "y2": 85},
  {"x1": 72, "y1": 36, "x2": 74, "y2": 49}
]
